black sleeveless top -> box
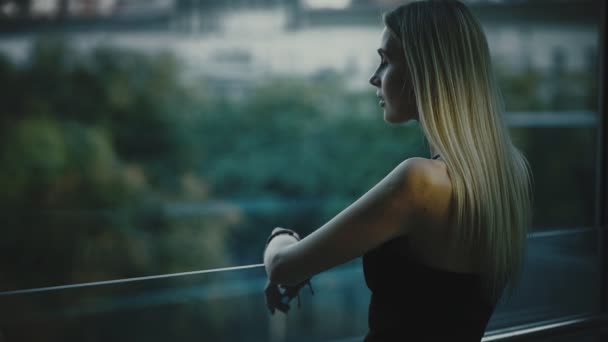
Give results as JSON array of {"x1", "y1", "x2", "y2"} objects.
[{"x1": 362, "y1": 154, "x2": 495, "y2": 341}]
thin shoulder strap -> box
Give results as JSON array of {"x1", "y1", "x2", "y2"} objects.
[{"x1": 432, "y1": 154, "x2": 441, "y2": 160}]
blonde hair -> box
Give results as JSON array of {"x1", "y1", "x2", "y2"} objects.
[{"x1": 383, "y1": 0, "x2": 534, "y2": 305}]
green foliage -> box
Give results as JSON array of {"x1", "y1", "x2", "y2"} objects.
[
  {"x1": 495, "y1": 64, "x2": 598, "y2": 111},
  {"x1": 0, "y1": 35, "x2": 598, "y2": 296},
  {"x1": 0, "y1": 32, "x2": 600, "y2": 342},
  {"x1": 0, "y1": 38, "x2": 424, "y2": 292}
]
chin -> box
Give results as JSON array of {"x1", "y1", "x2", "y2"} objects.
[{"x1": 384, "y1": 112, "x2": 414, "y2": 124}]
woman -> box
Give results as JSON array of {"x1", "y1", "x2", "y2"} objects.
[{"x1": 263, "y1": 0, "x2": 534, "y2": 340}]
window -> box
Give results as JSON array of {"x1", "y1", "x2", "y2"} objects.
[{"x1": 0, "y1": 0, "x2": 603, "y2": 340}]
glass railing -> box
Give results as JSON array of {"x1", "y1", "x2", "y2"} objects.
[
  {"x1": 489, "y1": 228, "x2": 600, "y2": 329},
  {"x1": 0, "y1": 227, "x2": 600, "y2": 341}
]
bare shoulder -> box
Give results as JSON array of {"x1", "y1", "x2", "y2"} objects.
[
  {"x1": 401, "y1": 157, "x2": 453, "y2": 226},
  {"x1": 400, "y1": 157, "x2": 451, "y2": 191},
  {"x1": 403, "y1": 159, "x2": 479, "y2": 273}
]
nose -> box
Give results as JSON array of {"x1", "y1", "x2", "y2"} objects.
[{"x1": 369, "y1": 72, "x2": 380, "y2": 87}]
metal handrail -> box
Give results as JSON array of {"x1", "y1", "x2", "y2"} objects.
[
  {"x1": 0, "y1": 226, "x2": 597, "y2": 296},
  {"x1": 0, "y1": 263, "x2": 265, "y2": 296},
  {"x1": 482, "y1": 314, "x2": 608, "y2": 341},
  {"x1": 330, "y1": 314, "x2": 608, "y2": 342}
]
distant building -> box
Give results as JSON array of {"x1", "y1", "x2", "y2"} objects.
[
  {"x1": 197, "y1": 0, "x2": 599, "y2": 96},
  {"x1": 0, "y1": 0, "x2": 600, "y2": 100}
]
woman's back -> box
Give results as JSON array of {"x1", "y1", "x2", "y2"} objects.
[
  {"x1": 362, "y1": 155, "x2": 497, "y2": 341},
  {"x1": 407, "y1": 155, "x2": 482, "y2": 275}
]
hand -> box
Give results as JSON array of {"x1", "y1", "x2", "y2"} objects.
[
  {"x1": 264, "y1": 279, "x2": 310, "y2": 316},
  {"x1": 264, "y1": 279, "x2": 291, "y2": 315},
  {"x1": 279, "y1": 281, "x2": 309, "y2": 302},
  {"x1": 264, "y1": 227, "x2": 312, "y2": 316}
]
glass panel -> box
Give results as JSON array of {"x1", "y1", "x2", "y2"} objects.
[
  {"x1": 509, "y1": 127, "x2": 598, "y2": 228},
  {"x1": 0, "y1": 260, "x2": 368, "y2": 342},
  {"x1": 0, "y1": 264, "x2": 274, "y2": 341},
  {"x1": 0, "y1": 229, "x2": 599, "y2": 341},
  {"x1": 525, "y1": 325, "x2": 608, "y2": 342},
  {"x1": 488, "y1": 229, "x2": 600, "y2": 330}
]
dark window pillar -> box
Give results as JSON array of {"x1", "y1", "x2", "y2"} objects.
[{"x1": 597, "y1": 0, "x2": 607, "y2": 319}]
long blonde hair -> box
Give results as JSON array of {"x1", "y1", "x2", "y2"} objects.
[{"x1": 383, "y1": 0, "x2": 534, "y2": 305}]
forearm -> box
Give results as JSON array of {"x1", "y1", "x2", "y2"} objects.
[{"x1": 264, "y1": 234, "x2": 299, "y2": 280}]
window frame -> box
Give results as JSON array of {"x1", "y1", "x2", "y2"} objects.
[{"x1": 482, "y1": 0, "x2": 608, "y2": 339}]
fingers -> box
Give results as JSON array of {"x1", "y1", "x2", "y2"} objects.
[
  {"x1": 279, "y1": 283, "x2": 304, "y2": 300},
  {"x1": 264, "y1": 280, "x2": 279, "y2": 315},
  {"x1": 276, "y1": 299, "x2": 291, "y2": 313},
  {"x1": 264, "y1": 280, "x2": 291, "y2": 315}
]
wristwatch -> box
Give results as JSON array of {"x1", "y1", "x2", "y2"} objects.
[
  {"x1": 265, "y1": 228, "x2": 300, "y2": 249},
  {"x1": 264, "y1": 228, "x2": 315, "y2": 309}
]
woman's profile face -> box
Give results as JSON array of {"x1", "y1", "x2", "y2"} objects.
[{"x1": 369, "y1": 27, "x2": 418, "y2": 124}]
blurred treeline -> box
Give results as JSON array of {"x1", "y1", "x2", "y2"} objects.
[
  {"x1": 0, "y1": 36, "x2": 598, "y2": 292},
  {"x1": 0, "y1": 37, "x2": 427, "y2": 292}
]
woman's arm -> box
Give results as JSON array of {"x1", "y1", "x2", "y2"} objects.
[
  {"x1": 264, "y1": 157, "x2": 431, "y2": 286},
  {"x1": 264, "y1": 233, "x2": 299, "y2": 277}
]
